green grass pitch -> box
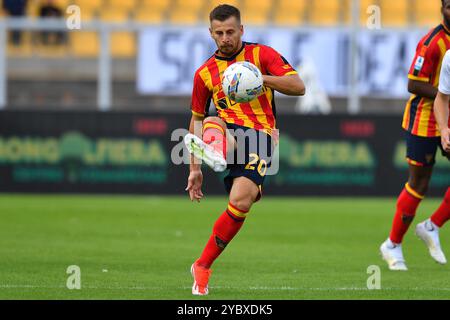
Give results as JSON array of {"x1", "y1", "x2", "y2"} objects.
[{"x1": 0, "y1": 194, "x2": 449, "y2": 300}]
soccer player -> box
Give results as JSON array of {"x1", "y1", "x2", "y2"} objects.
[
  {"x1": 184, "y1": 5, "x2": 305, "y2": 295},
  {"x1": 435, "y1": 51, "x2": 450, "y2": 154},
  {"x1": 380, "y1": 0, "x2": 450, "y2": 271}
]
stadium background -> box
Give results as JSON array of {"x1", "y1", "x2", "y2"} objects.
[{"x1": 0, "y1": 0, "x2": 449, "y2": 300}]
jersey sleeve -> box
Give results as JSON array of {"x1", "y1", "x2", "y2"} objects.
[
  {"x1": 260, "y1": 45, "x2": 298, "y2": 77},
  {"x1": 438, "y1": 50, "x2": 450, "y2": 94},
  {"x1": 190, "y1": 70, "x2": 211, "y2": 118},
  {"x1": 408, "y1": 38, "x2": 440, "y2": 83}
]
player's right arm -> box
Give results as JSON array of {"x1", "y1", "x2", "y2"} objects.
[
  {"x1": 435, "y1": 50, "x2": 450, "y2": 152},
  {"x1": 185, "y1": 69, "x2": 211, "y2": 202},
  {"x1": 186, "y1": 114, "x2": 205, "y2": 202},
  {"x1": 407, "y1": 80, "x2": 437, "y2": 100}
]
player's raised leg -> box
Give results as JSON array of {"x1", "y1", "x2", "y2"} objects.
[
  {"x1": 380, "y1": 164, "x2": 431, "y2": 271},
  {"x1": 191, "y1": 176, "x2": 259, "y2": 295},
  {"x1": 185, "y1": 116, "x2": 230, "y2": 172},
  {"x1": 416, "y1": 187, "x2": 450, "y2": 264}
]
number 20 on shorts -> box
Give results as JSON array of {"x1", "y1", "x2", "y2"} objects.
[{"x1": 245, "y1": 153, "x2": 267, "y2": 176}]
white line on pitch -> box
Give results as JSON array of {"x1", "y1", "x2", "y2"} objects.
[{"x1": 2, "y1": 284, "x2": 450, "y2": 292}]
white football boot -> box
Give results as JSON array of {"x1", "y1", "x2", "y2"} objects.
[
  {"x1": 184, "y1": 133, "x2": 227, "y2": 173},
  {"x1": 380, "y1": 238, "x2": 408, "y2": 271},
  {"x1": 415, "y1": 219, "x2": 447, "y2": 265}
]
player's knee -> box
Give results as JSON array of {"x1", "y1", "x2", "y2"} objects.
[
  {"x1": 408, "y1": 166, "x2": 433, "y2": 195},
  {"x1": 229, "y1": 178, "x2": 260, "y2": 211},
  {"x1": 409, "y1": 182, "x2": 429, "y2": 196},
  {"x1": 407, "y1": 177, "x2": 430, "y2": 195},
  {"x1": 204, "y1": 116, "x2": 226, "y2": 128},
  {"x1": 229, "y1": 197, "x2": 253, "y2": 213}
]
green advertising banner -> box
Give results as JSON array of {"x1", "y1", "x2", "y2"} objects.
[{"x1": 0, "y1": 111, "x2": 448, "y2": 196}]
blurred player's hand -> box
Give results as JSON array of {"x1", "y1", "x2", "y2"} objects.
[
  {"x1": 186, "y1": 170, "x2": 204, "y2": 202},
  {"x1": 441, "y1": 127, "x2": 450, "y2": 153}
]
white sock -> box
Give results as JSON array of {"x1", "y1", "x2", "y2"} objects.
[{"x1": 387, "y1": 238, "x2": 399, "y2": 248}]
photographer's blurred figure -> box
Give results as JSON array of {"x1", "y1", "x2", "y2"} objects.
[
  {"x1": 39, "y1": 0, "x2": 65, "y2": 45},
  {"x1": 2, "y1": 0, "x2": 28, "y2": 46}
]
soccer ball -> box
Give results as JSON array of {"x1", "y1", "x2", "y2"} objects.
[{"x1": 222, "y1": 61, "x2": 263, "y2": 103}]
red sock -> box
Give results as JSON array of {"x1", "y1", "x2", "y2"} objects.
[
  {"x1": 389, "y1": 183, "x2": 424, "y2": 244},
  {"x1": 431, "y1": 188, "x2": 450, "y2": 228},
  {"x1": 203, "y1": 121, "x2": 226, "y2": 158},
  {"x1": 197, "y1": 203, "x2": 248, "y2": 269}
]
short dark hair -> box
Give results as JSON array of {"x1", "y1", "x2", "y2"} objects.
[{"x1": 209, "y1": 4, "x2": 241, "y2": 23}]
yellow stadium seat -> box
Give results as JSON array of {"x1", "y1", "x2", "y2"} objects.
[
  {"x1": 241, "y1": 0, "x2": 272, "y2": 25},
  {"x1": 138, "y1": 0, "x2": 170, "y2": 22},
  {"x1": 274, "y1": 0, "x2": 307, "y2": 26},
  {"x1": 273, "y1": 10, "x2": 305, "y2": 26},
  {"x1": 111, "y1": 32, "x2": 136, "y2": 58},
  {"x1": 134, "y1": 10, "x2": 164, "y2": 24},
  {"x1": 79, "y1": 6, "x2": 96, "y2": 21},
  {"x1": 343, "y1": 0, "x2": 380, "y2": 26},
  {"x1": 172, "y1": 0, "x2": 204, "y2": 11},
  {"x1": 414, "y1": 1, "x2": 442, "y2": 27},
  {"x1": 7, "y1": 31, "x2": 33, "y2": 57},
  {"x1": 208, "y1": 0, "x2": 240, "y2": 9},
  {"x1": 56, "y1": 0, "x2": 70, "y2": 7},
  {"x1": 278, "y1": 0, "x2": 307, "y2": 12},
  {"x1": 7, "y1": 44, "x2": 33, "y2": 58},
  {"x1": 242, "y1": 0, "x2": 272, "y2": 11},
  {"x1": 243, "y1": 11, "x2": 270, "y2": 26},
  {"x1": 71, "y1": 31, "x2": 99, "y2": 57},
  {"x1": 34, "y1": 42, "x2": 69, "y2": 59},
  {"x1": 70, "y1": 0, "x2": 103, "y2": 19},
  {"x1": 99, "y1": 8, "x2": 135, "y2": 57},
  {"x1": 309, "y1": 0, "x2": 341, "y2": 26},
  {"x1": 140, "y1": 0, "x2": 171, "y2": 11},
  {"x1": 108, "y1": 0, "x2": 138, "y2": 11},
  {"x1": 359, "y1": 0, "x2": 380, "y2": 25},
  {"x1": 379, "y1": 0, "x2": 409, "y2": 27},
  {"x1": 74, "y1": 0, "x2": 104, "y2": 11},
  {"x1": 168, "y1": 0, "x2": 204, "y2": 24},
  {"x1": 203, "y1": 0, "x2": 240, "y2": 23},
  {"x1": 169, "y1": 10, "x2": 199, "y2": 25},
  {"x1": 71, "y1": 30, "x2": 135, "y2": 58},
  {"x1": 26, "y1": 0, "x2": 40, "y2": 17},
  {"x1": 99, "y1": 8, "x2": 129, "y2": 22}
]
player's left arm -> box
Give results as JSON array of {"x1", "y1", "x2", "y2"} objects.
[{"x1": 262, "y1": 74, "x2": 305, "y2": 96}]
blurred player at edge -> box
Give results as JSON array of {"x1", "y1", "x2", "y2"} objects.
[
  {"x1": 184, "y1": 5, "x2": 305, "y2": 295},
  {"x1": 380, "y1": 0, "x2": 450, "y2": 271}
]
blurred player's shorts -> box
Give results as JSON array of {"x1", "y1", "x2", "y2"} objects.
[{"x1": 405, "y1": 130, "x2": 449, "y2": 167}]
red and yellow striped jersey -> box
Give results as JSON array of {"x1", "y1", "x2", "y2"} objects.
[
  {"x1": 191, "y1": 42, "x2": 298, "y2": 136},
  {"x1": 403, "y1": 23, "x2": 450, "y2": 137}
]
